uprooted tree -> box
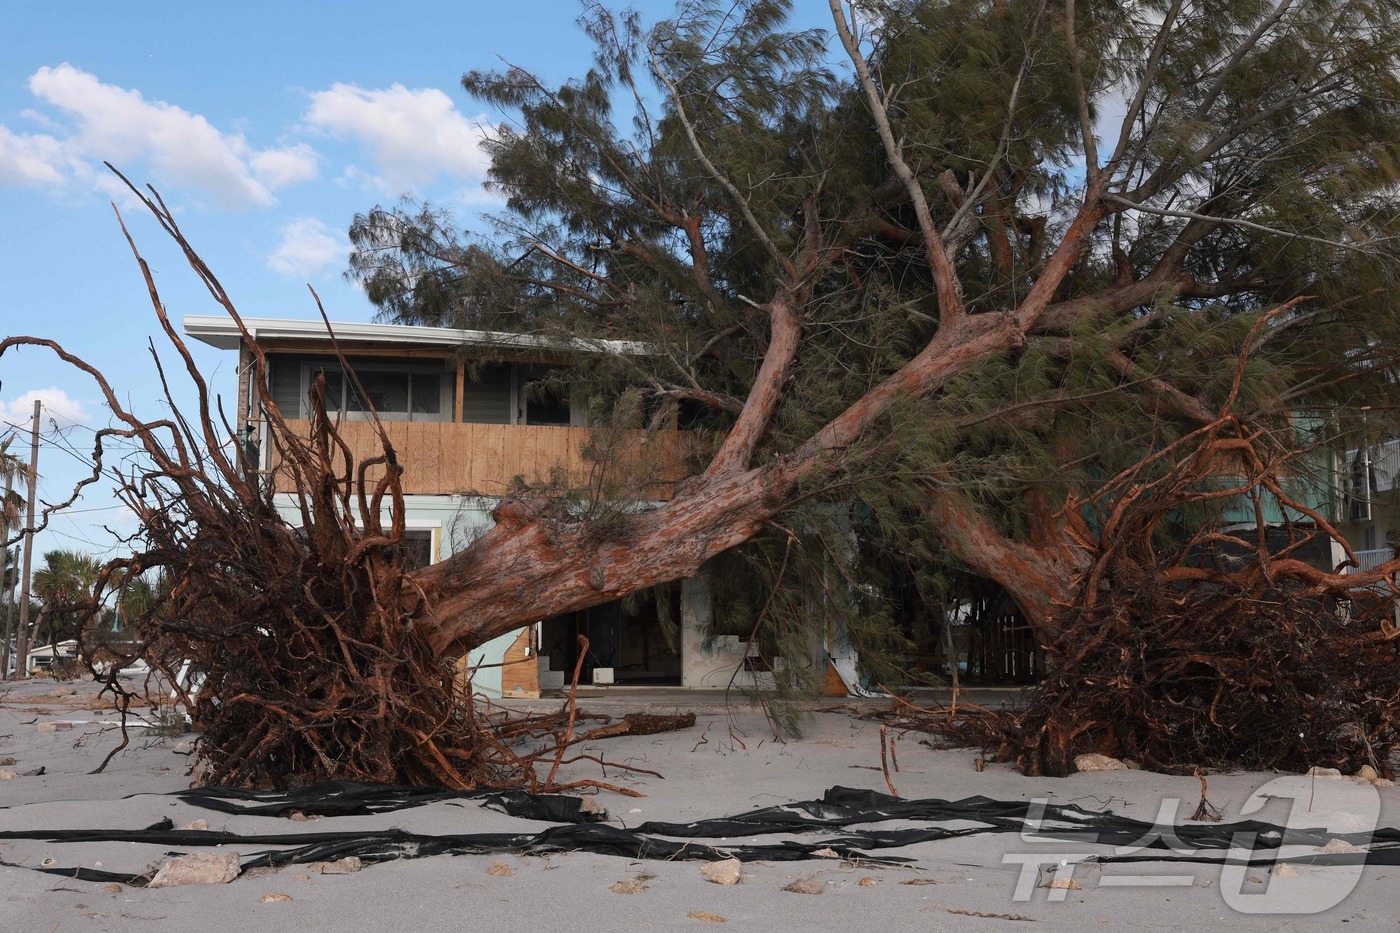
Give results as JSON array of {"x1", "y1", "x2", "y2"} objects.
[{"x1": 6, "y1": 0, "x2": 1400, "y2": 784}]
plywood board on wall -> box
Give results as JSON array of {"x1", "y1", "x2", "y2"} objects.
[{"x1": 500, "y1": 628, "x2": 539, "y2": 698}]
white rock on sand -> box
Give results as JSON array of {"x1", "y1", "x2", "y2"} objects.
[
  {"x1": 700, "y1": 858, "x2": 742, "y2": 885},
  {"x1": 1074, "y1": 753, "x2": 1127, "y2": 772},
  {"x1": 310, "y1": 857, "x2": 363, "y2": 874},
  {"x1": 1307, "y1": 766, "x2": 1344, "y2": 780},
  {"x1": 148, "y1": 852, "x2": 241, "y2": 887}
]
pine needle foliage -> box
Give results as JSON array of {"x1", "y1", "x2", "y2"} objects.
[{"x1": 347, "y1": 0, "x2": 1400, "y2": 693}]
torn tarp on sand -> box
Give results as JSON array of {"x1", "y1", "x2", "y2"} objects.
[{"x1": 5, "y1": 784, "x2": 1397, "y2": 886}]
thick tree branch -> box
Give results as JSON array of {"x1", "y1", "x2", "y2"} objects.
[
  {"x1": 829, "y1": 0, "x2": 967, "y2": 325},
  {"x1": 706, "y1": 294, "x2": 801, "y2": 472}
]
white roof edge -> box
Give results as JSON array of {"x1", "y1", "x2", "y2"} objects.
[{"x1": 181, "y1": 315, "x2": 652, "y2": 356}]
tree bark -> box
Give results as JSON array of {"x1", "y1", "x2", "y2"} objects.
[
  {"x1": 416, "y1": 463, "x2": 793, "y2": 654},
  {"x1": 917, "y1": 483, "x2": 1090, "y2": 642},
  {"x1": 415, "y1": 313, "x2": 1034, "y2": 655}
]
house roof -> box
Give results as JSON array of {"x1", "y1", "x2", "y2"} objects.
[{"x1": 182, "y1": 315, "x2": 653, "y2": 357}]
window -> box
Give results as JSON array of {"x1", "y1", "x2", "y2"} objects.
[
  {"x1": 267, "y1": 354, "x2": 581, "y2": 427},
  {"x1": 302, "y1": 360, "x2": 449, "y2": 422},
  {"x1": 402, "y1": 529, "x2": 435, "y2": 570},
  {"x1": 1347, "y1": 450, "x2": 1372, "y2": 522},
  {"x1": 520, "y1": 365, "x2": 572, "y2": 426}
]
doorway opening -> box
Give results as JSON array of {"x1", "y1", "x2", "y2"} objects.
[{"x1": 541, "y1": 583, "x2": 683, "y2": 686}]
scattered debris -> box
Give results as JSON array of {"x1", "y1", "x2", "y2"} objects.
[
  {"x1": 783, "y1": 878, "x2": 824, "y2": 895},
  {"x1": 148, "y1": 852, "x2": 241, "y2": 887},
  {"x1": 177, "y1": 820, "x2": 208, "y2": 832},
  {"x1": 1074, "y1": 754, "x2": 1126, "y2": 773},
  {"x1": 880, "y1": 724, "x2": 899, "y2": 797},
  {"x1": 36, "y1": 722, "x2": 72, "y2": 732},
  {"x1": 1307, "y1": 767, "x2": 1343, "y2": 781},
  {"x1": 581, "y1": 712, "x2": 697, "y2": 741},
  {"x1": 700, "y1": 858, "x2": 741, "y2": 885},
  {"x1": 811, "y1": 848, "x2": 841, "y2": 858},
  {"x1": 310, "y1": 857, "x2": 362, "y2": 875},
  {"x1": 18, "y1": 780, "x2": 1400, "y2": 888},
  {"x1": 0, "y1": 756, "x2": 15, "y2": 766},
  {"x1": 610, "y1": 879, "x2": 646, "y2": 894},
  {"x1": 1047, "y1": 876, "x2": 1083, "y2": 890},
  {"x1": 259, "y1": 893, "x2": 293, "y2": 903},
  {"x1": 486, "y1": 862, "x2": 515, "y2": 877},
  {"x1": 1320, "y1": 839, "x2": 1362, "y2": 855},
  {"x1": 857, "y1": 877, "x2": 879, "y2": 887},
  {"x1": 1356, "y1": 765, "x2": 1380, "y2": 782},
  {"x1": 1275, "y1": 864, "x2": 1299, "y2": 878},
  {"x1": 100, "y1": 884, "x2": 122, "y2": 893},
  {"x1": 0, "y1": 770, "x2": 16, "y2": 780},
  {"x1": 1189, "y1": 772, "x2": 1223, "y2": 823},
  {"x1": 940, "y1": 906, "x2": 1035, "y2": 921},
  {"x1": 686, "y1": 912, "x2": 727, "y2": 923}
]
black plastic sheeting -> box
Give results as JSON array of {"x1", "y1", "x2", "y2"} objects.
[
  {"x1": 4, "y1": 784, "x2": 1397, "y2": 887},
  {"x1": 174, "y1": 781, "x2": 605, "y2": 823}
]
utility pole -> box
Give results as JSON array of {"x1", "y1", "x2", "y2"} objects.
[
  {"x1": 13, "y1": 400, "x2": 40, "y2": 679},
  {"x1": 0, "y1": 467, "x2": 13, "y2": 678}
]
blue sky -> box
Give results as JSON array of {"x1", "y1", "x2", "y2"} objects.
[{"x1": 0, "y1": 0, "x2": 837, "y2": 564}]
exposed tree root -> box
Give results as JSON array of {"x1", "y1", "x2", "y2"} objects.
[
  {"x1": 0, "y1": 173, "x2": 685, "y2": 794},
  {"x1": 871, "y1": 398, "x2": 1400, "y2": 778}
]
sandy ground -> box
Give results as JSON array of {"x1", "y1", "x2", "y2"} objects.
[{"x1": 1, "y1": 676, "x2": 1397, "y2": 932}]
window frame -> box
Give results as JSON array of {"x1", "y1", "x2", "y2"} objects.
[{"x1": 300, "y1": 359, "x2": 451, "y2": 423}]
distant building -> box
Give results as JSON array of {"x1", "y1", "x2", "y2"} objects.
[{"x1": 1339, "y1": 438, "x2": 1400, "y2": 576}]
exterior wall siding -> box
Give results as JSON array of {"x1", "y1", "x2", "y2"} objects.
[{"x1": 268, "y1": 418, "x2": 693, "y2": 499}]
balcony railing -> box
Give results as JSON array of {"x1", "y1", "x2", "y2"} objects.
[
  {"x1": 1346, "y1": 547, "x2": 1396, "y2": 574},
  {"x1": 269, "y1": 419, "x2": 697, "y2": 500},
  {"x1": 1345, "y1": 438, "x2": 1400, "y2": 496}
]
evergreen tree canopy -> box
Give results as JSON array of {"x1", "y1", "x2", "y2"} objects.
[{"x1": 348, "y1": 0, "x2": 1400, "y2": 662}]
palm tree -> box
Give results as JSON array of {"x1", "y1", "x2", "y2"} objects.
[
  {"x1": 0, "y1": 434, "x2": 31, "y2": 676},
  {"x1": 31, "y1": 549, "x2": 101, "y2": 655}
]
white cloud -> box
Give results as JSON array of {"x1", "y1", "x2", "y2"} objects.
[
  {"x1": 267, "y1": 217, "x2": 345, "y2": 278},
  {"x1": 304, "y1": 83, "x2": 491, "y2": 194},
  {"x1": 0, "y1": 124, "x2": 74, "y2": 187},
  {"x1": 250, "y1": 144, "x2": 319, "y2": 188},
  {"x1": 0, "y1": 64, "x2": 317, "y2": 208},
  {"x1": 0, "y1": 387, "x2": 90, "y2": 431}
]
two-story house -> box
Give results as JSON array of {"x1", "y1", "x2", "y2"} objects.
[{"x1": 184, "y1": 315, "x2": 769, "y2": 697}]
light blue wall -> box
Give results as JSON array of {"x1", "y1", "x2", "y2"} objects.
[{"x1": 271, "y1": 493, "x2": 521, "y2": 696}]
